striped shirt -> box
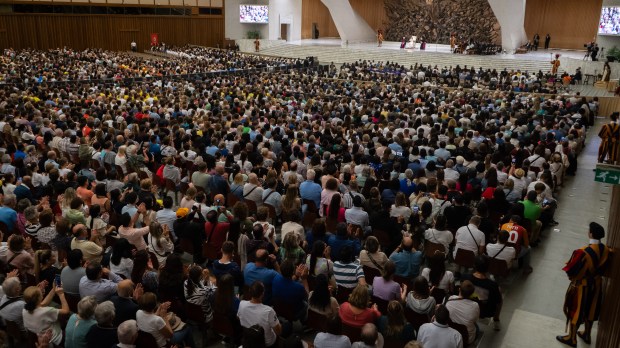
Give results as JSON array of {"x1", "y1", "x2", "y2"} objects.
[{"x1": 333, "y1": 260, "x2": 364, "y2": 289}]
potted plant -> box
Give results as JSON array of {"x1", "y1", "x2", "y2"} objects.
[
  {"x1": 247, "y1": 31, "x2": 260, "y2": 40},
  {"x1": 607, "y1": 46, "x2": 619, "y2": 62}
]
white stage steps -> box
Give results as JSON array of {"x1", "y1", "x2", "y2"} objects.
[{"x1": 259, "y1": 44, "x2": 567, "y2": 75}]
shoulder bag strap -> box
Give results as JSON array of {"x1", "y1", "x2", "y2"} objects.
[
  {"x1": 7, "y1": 252, "x2": 19, "y2": 266},
  {"x1": 262, "y1": 190, "x2": 275, "y2": 203},
  {"x1": 0, "y1": 297, "x2": 21, "y2": 311},
  {"x1": 366, "y1": 251, "x2": 383, "y2": 271},
  {"x1": 466, "y1": 226, "x2": 479, "y2": 250},
  {"x1": 243, "y1": 185, "x2": 258, "y2": 198},
  {"x1": 491, "y1": 244, "x2": 508, "y2": 259}
]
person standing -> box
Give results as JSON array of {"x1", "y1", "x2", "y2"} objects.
[
  {"x1": 533, "y1": 33, "x2": 540, "y2": 51},
  {"x1": 556, "y1": 222, "x2": 611, "y2": 347},
  {"x1": 254, "y1": 38, "x2": 260, "y2": 52},
  {"x1": 551, "y1": 54, "x2": 561, "y2": 75},
  {"x1": 377, "y1": 30, "x2": 384, "y2": 47},
  {"x1": 602, "y1": 62, "x2": 612, "y2": 82},
  {"x1": 597, "y1": 112, "x2": 620, "y2": 164},
  {"x1": 544, "y1": 34, "x2": 551, "y2": 49},
  {"x1": 450, "y1": 33, "x2": 457, "y2": 52}
]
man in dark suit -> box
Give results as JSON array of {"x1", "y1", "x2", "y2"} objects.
[{"x1": 109, "y1": 279, "x2": 142, "y2": 326}]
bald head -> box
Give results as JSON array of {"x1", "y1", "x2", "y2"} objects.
[
  {"x1": 255, "y1": 249, "x2": 269, "y2": 264},
  {"x1": 360, "y1": 323, "x2": 378, "y2": 346},
  {"x1": 73, "y1": 223, "x2": 87, "y2": 237},
  {"x1": 117, "y1": 279, "x2": 135, "y2": 298},
  {"x1": 401, "y1": 236, "x2": 413, "y2": 252}
]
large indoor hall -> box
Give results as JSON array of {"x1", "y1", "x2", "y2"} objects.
[{"x1": 1, "y1": 0, "x2": 620, "y2": 348}]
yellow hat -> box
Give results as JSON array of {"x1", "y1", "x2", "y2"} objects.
[{"x1": 176, "y1": 207, "x2": 189, "y2": 218}]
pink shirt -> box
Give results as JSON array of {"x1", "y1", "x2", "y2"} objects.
[{"x1": 119, "y1": 226, "x2": 150, "y2": 250}]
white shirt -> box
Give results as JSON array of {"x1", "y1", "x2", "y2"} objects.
[
  {"x1": 237, "y1": 300, "x2": 280, "y2": 346},
  {"x1": 22, "y1": 307, "x2": 63, "y2": 345},
  {"x1": 110, "y1": 257, "x2": 134, "y2": 279},
  {"x1": 453, "y1": 224, "x2": 485, "y2": 257},
  {"x1": 424, "y1": 228, "x2": 453, "y2": 254},
  {"x1": 421, "y1": 268, "x2": 454, "y2": 291},
  {"x1": 445, "y1": 295, "x2": 479, "y2": 344},
  {"x1": 136, "y1": 310, "x2": 167, "y2": 347},
  {"x1": 486, "y1": 243, "x2": 517, "y2": 267}
]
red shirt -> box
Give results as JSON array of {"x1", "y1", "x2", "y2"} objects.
[
  {"x1": 204, "y1": 221, "x2": 230, "y2": 253},
  {"x1": 500, "y1": 222, "x2": 528, "y2": 254},
  {"x1": 338, "y1": 302, "x2": 381, "y2": 328}
]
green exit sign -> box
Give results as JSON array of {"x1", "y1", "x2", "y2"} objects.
[{"x1": 595, "y1": 164, "x2": 620, "y2": 185}]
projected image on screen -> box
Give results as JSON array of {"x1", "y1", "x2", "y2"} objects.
[
  {"x1": 240, "y1": 5, "x2": 269, "y2": 24},
  {"x1": 599, "y1": 7, "x2": 620, "y2": 35}
]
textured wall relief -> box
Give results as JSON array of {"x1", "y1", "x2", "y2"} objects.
[{"x1": 384, "y1": 0, "x2": 501, "y2": 44}]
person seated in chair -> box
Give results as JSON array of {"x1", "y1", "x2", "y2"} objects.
[
  {"x1": 314, "y1": 315, "x2": 352, "y2": 348},
  {"x1": 485, "y1": 230, "x2": 517, "y2": 269},
  {"x1": 417, "y1": 304, "x2": 463, "y2": 348},
  {"x1": 445, "y1": 280, "x2": 480, "y2": 346},
  {"x1": 461, "y1": 256, "x2": 503, "y2": 331}
]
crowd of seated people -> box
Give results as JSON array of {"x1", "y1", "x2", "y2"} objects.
[
  {"x1": 0, "y1": 46, "x2": 595, "y2": 348},
  {"x1": 328, "y1": 60, "x2": 575, "y2": 94},
  {"x1": 1, "y1": 47, "x2": 298, "y2": 85}
]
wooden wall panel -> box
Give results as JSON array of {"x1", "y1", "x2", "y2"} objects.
[
  {"x1": 301, "y1": 0, "x2": 338, "y2": 40},
  {"x1": 301, "y1": 0, "x2": 387, "y2": 40},
  {"x1": 524, "y1": 0, "x2": 603, "y2": 50},
  {"x1": 0, "y1": 14, "x2": 224, "y2": 51},
  {"x1": 350, "y1": 0, "x2": 387, "y2": 33}
]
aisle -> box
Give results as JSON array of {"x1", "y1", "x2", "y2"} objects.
[{"x1": 479, "y1": 118, "x2": 610, "y2": 347}]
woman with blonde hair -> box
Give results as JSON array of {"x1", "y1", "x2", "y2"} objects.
[
  {"x1": 115, "y1": 145, "x2": 128, "y2": 174},
  {"x1": 22, "y1": 284, "x2": 70, "y2": 346},
  {"x1": 60, "y1": 187, "x2": 77, "y2": 217},
  {"x1": 390, "y1": 192, "x2": 412, "y2": 221},
  {"x1": 339, "y1": 284, "x2": 381, "y2": 328},
  {"x1": 230, "y1": 173, "x2": 245, "y2": 200},
  {"x1": 280, "y1": 185, "x2": 301, "y2": 217},
  {"x1": 502, "y1": 178, "x2": 521, "y2": 204},
  {"x1": 148, "y1": 221, "x2": 174, "y2": 266}
]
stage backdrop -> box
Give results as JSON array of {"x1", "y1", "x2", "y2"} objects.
[{"x1": 383, "y1": 0, "x2": 501, "y2": 45}]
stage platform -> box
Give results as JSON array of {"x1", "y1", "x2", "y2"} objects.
[{"x1": 249, "y1": 38, "x2": 616, "y2": 97}]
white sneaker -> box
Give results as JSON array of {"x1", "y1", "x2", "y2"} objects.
[{"x1": 491, "y1": 320, "x2": 501, "y2": 331}]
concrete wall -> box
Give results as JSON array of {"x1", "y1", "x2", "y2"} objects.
[
  {"x1": 598, "y1": 0, "x2": 620, "y2": 53},
  {"x1": 321, "y1": 0, "x2": 375, "y2": 42},
  {"x1": 225, "y1": 0, "x2": 302, "y2": 41},
  {"x1": 488, "y1": 0, "x2": 527, "y2": 52}
]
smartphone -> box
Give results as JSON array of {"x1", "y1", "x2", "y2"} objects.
[
  {"x1": 543, "y1": 199, "x2": 549, "y2": 206},
  {"x1": 512, "y1": 158, "x2": 516, "y2": 164},
  {"x1": 413, "y1": 206, "x2": 419, "y2": 214},
  {"x1": 54, "y1": 274, "x2": 61, "y2": 287}
]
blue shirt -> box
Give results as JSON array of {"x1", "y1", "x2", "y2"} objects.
[
  {"x1": 0, "y1": 207, "x2": 17, "y2": 231},
  {"x1": 271, "y1": 274, "x2": 306, "y2": 312},
  {"x1": 300, "y1": 180, "x2": 322, "y2": 208},
  {"x1": 400, "y1": 179, "x2": 417, "y2": 198},
  {"x1": 389, "y1": 250, "x2": 423, "y2": 278},
  {"x1": 243, "y1": 263, "x2": 278, "y2": 304},
  {"x1": 327, "y1": 235, "x2": 361, "y2": 262}
]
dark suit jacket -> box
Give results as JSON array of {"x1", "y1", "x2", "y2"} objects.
[{"x1": 110, "y1": 295, "x2": 138, "y2": 326}]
